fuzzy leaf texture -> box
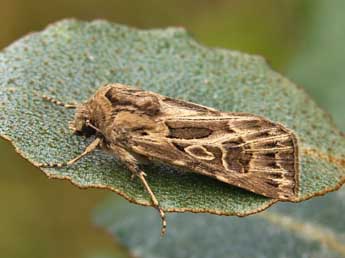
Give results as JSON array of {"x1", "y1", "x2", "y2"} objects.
[
  {"x1": 95, "y1": 188, "x2": 345, "y2": 258},
  {"x1": 0, "y1": 19, "x2": 344, "y2": 217}
]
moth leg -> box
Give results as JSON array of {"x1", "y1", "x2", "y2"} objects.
[
  {"x1": 112, "y1": 146, "x2": 167, "y2": 236},
  {"x1": 41, "y1": 95, "x2": 78, "y2": 109},
  {"x1": 130, "y1": 157, "x2": 150, "y2": 181},
  {"x1": 37, "y1": 138, "x2": 101, "y2": 168}
]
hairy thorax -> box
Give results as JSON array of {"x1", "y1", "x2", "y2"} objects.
[{"x1": 85, "y1": 85, "x2": 167, "y2": 146}]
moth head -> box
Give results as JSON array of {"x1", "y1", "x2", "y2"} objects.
[{"x1": 69, "y1": 104, "x2": 96, "y2": 137}]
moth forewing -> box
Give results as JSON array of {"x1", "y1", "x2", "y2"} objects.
[
  {"x1": 130, "y1": 114, "x2": 299, "y2": 201},
  {"x1": 40, "y1": 83, "x2": 300, "y2": 235},
  {"x1": 104, "y1": 84, "x2": 299, "y2": 200}
]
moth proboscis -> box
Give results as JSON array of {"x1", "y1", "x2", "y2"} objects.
[{"x1": 38, "y1": 83, "x2": 299, "y2": 235}]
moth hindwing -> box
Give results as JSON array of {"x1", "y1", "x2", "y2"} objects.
[{"x1": 39, "y1": 83, "x2": 299, "y2": 235}]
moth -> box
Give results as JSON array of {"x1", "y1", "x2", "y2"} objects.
[{"x1": 38, "y1": 83, "x2": 299, "y2": 235}]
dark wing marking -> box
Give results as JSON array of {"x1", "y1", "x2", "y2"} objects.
[
  {"x1": 104, "y1": 84, "x2": 161, "y2": 115},
  {"x1": 130, "y1": 114, "x2": 299, "y2": 201},
  {"x1": 101, "y1": 83, "x2": 220, "y2": 116}
]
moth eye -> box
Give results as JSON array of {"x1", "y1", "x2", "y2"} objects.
[{"x1": 81, "y1": 124, "x2": 96, "y2": 137}]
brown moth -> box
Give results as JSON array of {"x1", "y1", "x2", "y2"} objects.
[{"x1": 38, "y1": 83, "x2": 299, "y2": 235}]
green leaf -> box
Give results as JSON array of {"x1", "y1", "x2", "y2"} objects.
[
  {"x1": 0, "y1": 19, "x2": 344, "y2": 216},
  {"x1": 94, "y1": 189, "x2": 345, "y2": 258},
  {"x1": 288, "y1": 0, "x2": 345, "y2": 130}
]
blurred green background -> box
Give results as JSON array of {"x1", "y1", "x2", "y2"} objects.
[{"x1": 1, "y1": 0, "x2": 343, "y2": 258}]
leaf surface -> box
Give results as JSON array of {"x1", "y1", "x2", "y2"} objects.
[
  {"x1": 0, "y1": 19, "x2": 344, "y2": 216},
  {"x1": 94, "y1": 190, "x2": 345, "y2": 258}
]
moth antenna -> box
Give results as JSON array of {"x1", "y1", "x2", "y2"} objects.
[
  {"x1": 41, "y1": 94, "x2": 78, "y2": 109},
  {"x1": 86, "y1": 120, "x2": 103, "y2": 135}
]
